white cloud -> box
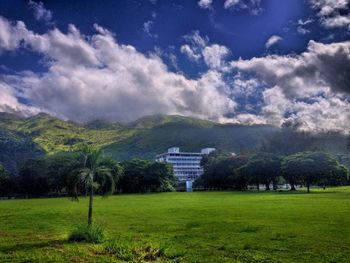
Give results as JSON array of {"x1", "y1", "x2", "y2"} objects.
[
  {"x1": 183, "y1": 30, "x2": 208, "y2": 48},
  {"x1": 28, "y1": 1, "x2": 52, "y2": 23},
  {"x1": 229, "y1": 113, "x2": 266, "y2": 125},
  {"x1": 203, "y1": 44, "x2": 229, "y2": 69},
  {"x1": 309, "y1": 0, "x2": 350, "y2": 30},
  {"x1": 198, "y1": 0, "x2": 213, "y2": 9},
  {"x1": 261, "y1": 86, "x2": 291, "y2": 126},
  {"x1": 143, "y1": 20, "x2": 152, "y2": 33},
  {"x1": 1, "y1": 15, "x2": 350, "y2": 134},
  {"x1": 180, "y1": 31, "x2": 205, "y2": 61},
  {"x1": 231, "y1": 75, "x2": 261, "y2": 97},
  {"x1": 142, "y1": 20, "x2": 158, "y2": 38},
  {"x1": 233, "y1": 40, "x2": 350, "y2": 96},
  {"x1": 224, "y1": 0, "x2": 241, "y2": 9},
  {"x1": 0, "y1": 18, "x2": 28, "y2": 51},
  {"x1": 180, "y1": 44, "x2": 201, "y2": 61},
  {"x1": 223, "y1": 0, "x2": 263, "y2": 15},
  {"x1": 298, "y1": 18, "x2": 314, "y2": 26},
  {"x1": 0, "y1": 82, "x2": 39, "y2": 116},
  {"x1": 287, "y1": 95, "x2": 350, "y2": 133},
  {"x1": 181, "y1": 31, "x2": 229, "y2": 70},
  {"x1": 154, "y1": 46, "x2": 179, "y2": 71},
  {"x1": 0, "y1": 16, "x2": 235, "y2": 123},
  {"x1": 296, "y1": 18, "x2": 314, "y2": 35},
  {"x1": 230, "y1": 40, "x2": 350, "y2": 133},
  {"x1": 297, "y1": 27, "x2": 310, "y2": 35},
  {"x1": 265, "y1": 35, "x2": 282, "y2": 49}
]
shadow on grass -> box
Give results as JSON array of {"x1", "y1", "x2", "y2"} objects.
[
  {"x1": 273, "y1": 189, "x2": 343, "y2": 195},
  {"x1": 0, "y1": 239, "x2": 67, "y2": 254},
  {"x1": 228, "y1": 189, "x2": 345, "y2": 196}
]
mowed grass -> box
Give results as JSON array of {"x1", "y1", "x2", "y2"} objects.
[{"x1": 1, "y1": 188, "x2": 350, "y2": 262}]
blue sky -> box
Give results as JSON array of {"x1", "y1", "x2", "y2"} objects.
[
  {"x1": 0, "y1": 0, "x2": 349, "y2": 133},
  {"x1": 0, "y1": 0, "x2": 345, "y2": 73}
]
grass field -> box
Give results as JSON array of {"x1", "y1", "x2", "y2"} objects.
[{"x1": 1, "y1": 188, "x2": 350, "y2": 262}]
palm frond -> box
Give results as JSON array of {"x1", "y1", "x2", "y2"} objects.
[
  {"x1": 67, "y1": 144, "x2": 117, "y2": 198},
  {"x1": 78, "y1": 168, "x2": 93, "y2": 187},
  {"x1": 96, "y1": 166, "x2": 115, "y2": 196}
]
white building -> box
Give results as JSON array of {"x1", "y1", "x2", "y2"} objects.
[{"x1": 156, "y1": 147, "x2": 215, "y2": 182}]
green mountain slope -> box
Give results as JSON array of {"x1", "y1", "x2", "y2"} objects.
[
  {"x1": 103, "y1": 122, "x2": 278, "y2": 160},
  {"x1": 0, "y1": 112, "x2": 348, "y2": 172},
  {"x1": 0, "y1": 129, "x2": 44, "y2": 172},
  {"x1": 0, "y1": 113, "x2": 137, "y2": 154},
  {"x1": 127, "y1": 114, "x2": 215, "y2": 129}
]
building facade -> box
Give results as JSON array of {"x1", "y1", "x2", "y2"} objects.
[{"x1": 156, "y1": 147, "x2": 215, "y2": 182}]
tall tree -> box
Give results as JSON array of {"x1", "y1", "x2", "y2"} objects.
[
  {"x1": 45, "y1": 152, "x2": 83, "y2": 194},
  {"x1": 0, "y1": 164, "x2": 14, "y2": 197},
  {"x1": 17, "y1": 153, "x2": 83, "y2": 196},
  {"x1": 119, "y1": 159, "x2": 175, "y2": 193},
  {"x1": 237, "y1": 153, "x2": 281, "y2": 191},
  {"x1": 18, "y1": 158, "x2": 48, "y2": 196},
  {"x1": 282, "y1": 152, "x2": 349, "y2": 192},
  {"x1": 198, "y1": 154, "x2": 249, "y2": 190},
  {"x1": 68, "y1": 145, "x2": 116, "y2": 226}
]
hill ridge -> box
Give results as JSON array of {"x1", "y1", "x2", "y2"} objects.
[{"x1": 0, "y1": 112, "x2": 348, "y2": 173}]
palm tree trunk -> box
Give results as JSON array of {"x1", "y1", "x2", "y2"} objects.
[
  {"x1": 88, "y1": 173, "x2": 93, "y2": 226},
  {"x1": 88, "y1": 186, "x2": 93, "y2": 226}
]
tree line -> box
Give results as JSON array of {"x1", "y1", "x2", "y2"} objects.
[
  {"x1": 0, "y1": 147, "x2": 175, "y2": 198},
  {"x1": 1, "y1": 147, "x2": 349, "y2": 197},
  {"x1": 196, "y1": 151, "x2": 350, "y2": 192}
]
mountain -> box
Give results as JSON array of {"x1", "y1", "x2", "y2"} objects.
[
  {"x1": 0, "y1": 129, "x2": 44, "y2": 173},
  {"x1": 84, "y1": 119, "x2": 123, "y2": 130},
  {"x1": 127, "y1": 114, "x2": 215, "y2": 129},
  {"x1": 104, "y1": 121, "x2": 279, "y2": 160},
  {"x1": 0, "y1": 113, "x2": 136, "y2": 154},
  {"x1": 0, "y1": 112, "x2": 348, "y2": 172},
  {"x1": 0, "y1": 112, "x2": 24, "y2": 121}
]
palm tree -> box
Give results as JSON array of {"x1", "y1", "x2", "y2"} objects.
[{"x1": 68, "y1": 144, "x2": 117, "y2": 226}]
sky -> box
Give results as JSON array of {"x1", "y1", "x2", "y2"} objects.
[{"x1": 0, "y1": 0, "x2": 349, "y2": 134}]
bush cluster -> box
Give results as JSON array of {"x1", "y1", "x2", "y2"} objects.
[{"x1": 68, "y1": 223, "x2": 105, "y2": 243}]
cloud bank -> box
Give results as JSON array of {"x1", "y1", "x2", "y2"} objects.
[
  {"x1": 231, "y1": 40, "x2": 350, "y2": 133},
  {"x1": 309, "y1": 0, "x2": 350, "y2": 30},
  {"x1": 0, "y1": 16, "x2": 234, "y2": 123},
  {"x1": 0, "y1": 15, "x2": 349, "y2": 134}
]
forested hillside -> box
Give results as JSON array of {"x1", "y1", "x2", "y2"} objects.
[{"x1": 0, "y1": 112, "x2": 348, "y2": 173}]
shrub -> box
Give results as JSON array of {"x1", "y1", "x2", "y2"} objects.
[
  {"x1": 102, "y1": 238, "x2": 168, "y2": 262},
  {"x1": 135, "y1": 244, "x2": 167, "y2": 261},
  {"x1": 68, "y1": 223, "x2": 105, "y2": 243},
  {"x1": 103, "y1": 238, "x2": 134, "y2": 261}
]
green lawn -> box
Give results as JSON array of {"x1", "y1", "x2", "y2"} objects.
[{"x1": 1, "y1": 188, "x2": 350, "y2": 262}]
